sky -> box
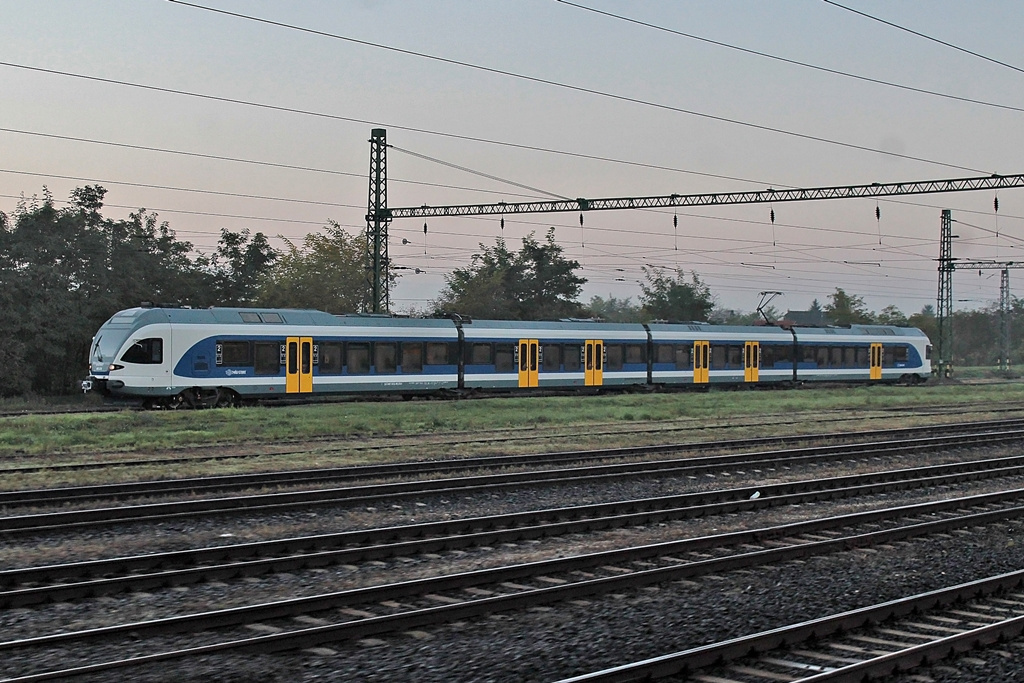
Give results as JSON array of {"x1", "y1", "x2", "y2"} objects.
[{"x1": 2, "y1": 0, "x2": 1023, "y2": 317}]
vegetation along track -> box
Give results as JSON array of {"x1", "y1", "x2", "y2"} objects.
[
  {"x1": 5, "y1": 401, "x2": 1023, "y2": 475},
  {"x1": 557, "y1": 569, "x2": 1024, "y2": 683},
  {"x1": 4, "y1": 424, "x2": 1024, "y2": 535},
  {"x1": 4, "y1": 484, "x2": 1024, "y2": 681}
]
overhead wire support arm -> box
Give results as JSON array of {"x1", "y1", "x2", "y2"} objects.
[{"x1": 381, "y1": 173, "x2": 1024, "y2": 219}]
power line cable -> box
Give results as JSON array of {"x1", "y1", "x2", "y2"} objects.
[
  {"x1": 0, "y1": 193, "x2": 325, "y2": 226},
  {"x1": 0, "y1": 63, "x2": 772, "y2": 187},
  {"x1": 389, "y1": 145, "x2": 569, "y2": 200},
  {"x1": 161, "y1": 2, "x2": 986, "y2": 174},
  {"x1": 822, "y1": 0, "x2": 1024, "y2": 75},
  {"x1": 0, "y1": 163, "x2": 551, "y2": 206},
  {"x1": 557, "y1": 0, "x2": 1024, "y2": 114}
]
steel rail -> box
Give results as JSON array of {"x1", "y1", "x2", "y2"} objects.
[
  {"x1": 5, "y1": 490, "x2": 1024, "y2": 682},
  {"x1": 3, "y1": 428, "x2": 1024, "y2": 536},
  {"x1": 6, "y1": 452, "x2": 1024, "y2": 606},
  {"x1": 553, "y1": 571, "x2": 1024, "y2": 682},
  {"x1": 12, "y1": 417, "x2": 1024, "y2": 505}
]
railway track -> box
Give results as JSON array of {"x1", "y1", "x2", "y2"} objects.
[
  {"x1": 557, "y1": 569, "x2": 1024, "y2": 683},
  {"x1": 4, "y1": 486, "x2": 1024, "y2": 681},
  {"x1": 5, "y1": 451, "x2": 1024, "y2": 607},
  {"x1": 3, "y1": 425, "x2": 1024, "y2": 536}
]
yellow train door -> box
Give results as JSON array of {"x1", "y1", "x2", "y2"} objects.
[
  {"x1": 585, "y1": 340, "x2": 604, "y2": 386},
  {"x1": 693, "y1": 341, "x2": 709, "y2": 384},
  {"x1": 286, "y1": 336, "x2": 313, "y2": 394},
  {"x1": 518, "y1": 339, "x2": 539, "y2": 388},
  {"x1": 745, "y1": 341, "x2": 760, "y2": 382},
  {"x1": 870, "y1": 343, "x2": 882, "y2": 380}
]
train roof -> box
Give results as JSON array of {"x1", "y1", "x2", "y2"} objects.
[
  {"x1": 793, "y1": 324, "x2": 928, "y2": 338},
  {"x1": 102, "y1": 307, "x2": 456, "y2": 329}
]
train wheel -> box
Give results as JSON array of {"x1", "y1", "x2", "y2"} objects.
[
  {"x1": 215, "y1": 389, "x2": 240, "y2": 408},
  {"x1": 165, "y1": 390, "x2": 193, "y2": 410}
]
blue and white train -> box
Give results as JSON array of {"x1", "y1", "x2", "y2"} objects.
[{"x1": 82, "y1": 304, "x2": 932, "y2": 408}]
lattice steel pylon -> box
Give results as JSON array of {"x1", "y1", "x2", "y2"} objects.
[
  {"x1": 1001, "y1": 268, "x2": 1011, "y2": 372},
  {"x1": 365, "y1": 128, "x2": 390, "y2": 313},
  {"x1": 935, "y1": 209, "x2": 954, "y2": 377},
  {"x1": 954, "y1": 261, "x2": 1024, "y2": 373}
]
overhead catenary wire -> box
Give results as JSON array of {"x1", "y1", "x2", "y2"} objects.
[
  {"x1": 0, "y1": 63, "x2": 777, "y2": 188},
  {"x1": 822, "y1": 0, "x2": 1024, "y2": 76},
  {"x1": 557, "y1": 0, "x2": 1024, "y2": 115},
  {"x1": 159, "y1": 2, "x2": 988, "y2": 174}
]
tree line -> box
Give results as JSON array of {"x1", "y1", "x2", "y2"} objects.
[{"x1": 0, "y1": 186, "x2": 1016, "y2": 396}]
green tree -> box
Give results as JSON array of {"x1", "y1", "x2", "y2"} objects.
[
  {"x1": 209, "y1": 228, "x2": 278, "y2": 305},
  {"x1": 639, "y1": 268, "x2": 714, "y2": 322},
  {"x1": 824, "y1": 288, "x2": 874, "y2": 325},
  {"x1": 907, "y1": 305, "x2": 938, "y2": 344},
  {"x1": 258, "y1": 222, "x2": 376, "y2": 313},
  {"x1": 875, "y1": 304, "x2": 908, "y2": 326},
  {"x1": 585, "y1": 295, "x2": 642, "y2": 322},
  {"x1": 0, "y1": 186, "x2": 212, "y2": 395},
  {"x1": 432, "y1": 229, "x2": 585, "y2": 320}
]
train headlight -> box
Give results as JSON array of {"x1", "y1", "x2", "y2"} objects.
[{"x1": 108, "y1": 363, "x2": 124, "y2": 371}]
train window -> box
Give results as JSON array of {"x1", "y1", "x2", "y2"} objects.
[
  {"x1": 425, "y1": 342, "x2": 450, "y2": 365},
  {"x1": 288, "y1": 341, "x2": 298, "y2": 375},
  {"x1": 894, "y1": 346, "x2": 908, "y2": 363},
  {"x1": 843, "y1": 347, "x2": 855, "y2": 368},
  {"x1": 542, "y1": 344, "x2": 561, "y2": 371},
  {"x1": 120, "y1": 338, "x2": 163, "y2": 364},
  {"x1": 675, "y1": 345, "x2": 691, "y2": 370},
  {"x1": 883, "y1": 347, "x2": 895, "y2": 367},
  {"x1": 375, "y1": 343, "x2": 398, "y2": 374},
  {"x1": 468, "y1": 343, "x2": 493, "y2": 365},
  {"x1": 253, "y1": 342, "x2": 280, "y2": 375},
  {"x1": 401, "y1": 343, "x2": 423, "y2": 373},
  {"x1": 726, "y1": 345, "x2": 742, "y2": 368},
  {"x1": 319, "y1": 342, "x2": 343, "y2": 374},
  {"x1": 347, "y1": 342, "x2": 370, "y2": 374},
  {"x1": 761, "y1": 345, "x2": 775, "y2": 367},
  {"x1": 925, "y1": 344, "x2": 932, "y2": 360},
  {"x1": 260, "y1": 313, "x2": 283, "y2": 323},
  {"x1": 563, "y1": 345, "x2": 581, "y2": 371},
  {"x1": 856, "y1": 347, "x2": 869, "y2": 367},
  {"x1": 654, "y1": 344, "x2": 673, "y2": 365},
  {"x1": 801, "y1": 347, "x2": 815, "y2": 364},
  {"x1": 711, "y1": 345, "x2": 726, "y2": 369},
  {"x1": 605, "y1": 345, "x2": 623, "y2": 371},
  {"x1": 495, "y1": 344, "x2": 515, "y2": 372},
  {"x1": 218, "y1": 341, "x2": 251, "y2": 366},
  {"x1": 815, "y1": 347, "x2": 829, "y2": 368},
  {"x1": 625, "y1": 344, "x2": 645, "y2": 364},
  {"x1": 239, "y1": 312, "x2": 261, "y2": 323},
  {"x1": 830, "y1": 347, "x2": 843, "y2": 368}
]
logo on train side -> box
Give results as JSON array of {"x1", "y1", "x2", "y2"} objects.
[{"x1": 224, "y1": 369, "x2": 250, "y2": 376}]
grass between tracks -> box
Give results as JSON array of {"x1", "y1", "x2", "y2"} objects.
[{"x1": 0, "y1": 381, "x2": 1019, "y2": 459}]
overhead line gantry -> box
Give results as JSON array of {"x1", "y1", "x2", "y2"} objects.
[{"x1": 365, "y1": 127, "x2": 1024, "y2": 313}]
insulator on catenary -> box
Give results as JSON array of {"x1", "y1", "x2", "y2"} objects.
[
  {"x1": 579, "y1": 213, "x2": 584, "y2": 226},
  {"x1": 770, "y1": 209, "x2": 775, "y2": 224},
  {"x1": 423, "y1": 222, "x2": 428, "y2": 234},
  {"x1": 995, "y1": 196, "x2": 1000, "y2": 212},
  {"x1": 875, "y1": 205, "x2": 881, "y2": 221},
  {"x1": 673, "y1": 214, "x2": 678, "y2": 228}
]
